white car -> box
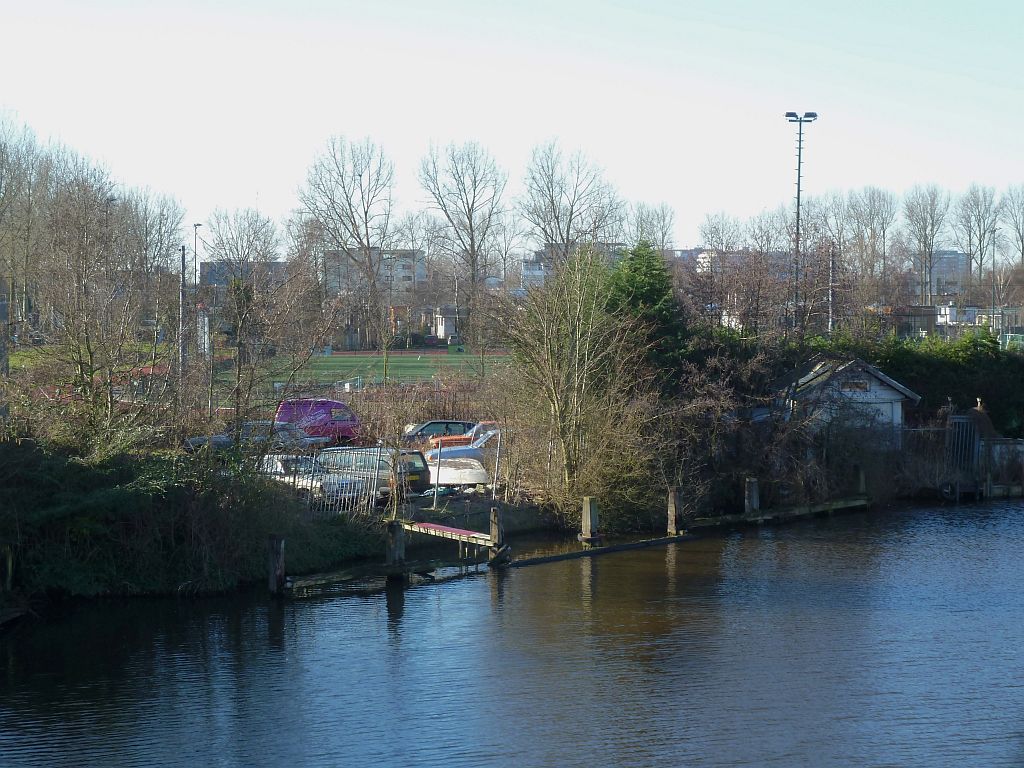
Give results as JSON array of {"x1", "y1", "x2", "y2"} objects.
[
  {"x1": 258, "y1": 454, "x2": 367, "y2": 504},
  {"x1": 428, "y1": 457, "x2": 490, "y2": 487}
]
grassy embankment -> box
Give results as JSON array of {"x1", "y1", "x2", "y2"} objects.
[{"x1": 0, "y1": 440, "x2": 382, "y2": 599}]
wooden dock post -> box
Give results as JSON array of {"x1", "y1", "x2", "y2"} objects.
[
  {"x1": 857, "y1": 465, "x2": 867, "y2": 496},
  {"x1": 490, "y1": 506, "x2": 503, "y2": 551},
  {"x1": 744, "y1": 477, "x2": 760, "y2": 516},
  {"x1": 386, "y1": 520, "x2": 406, "y2": 566},
  {"x1": 667, "y1": 487, "x2": 682, "y2": 535},
  {"x1": 580, "y1": 496, "x2": 601, "y2": 547},
  {"x1": 1, "y1": 544, "x2": 12, "y2": 593},
  {"x1": 267, "y1": 535, "x2": 286, "y2": 595},
  {"x1": 488, "y1": 506, "x2": 511, "y2": 565}
]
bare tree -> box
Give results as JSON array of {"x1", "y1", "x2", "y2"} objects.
[
  {"x1": 952, "y1": 184, "x2": 1000, "y2": 299},
  {"x1": 395, "y1": 210, "x2": 447, "y2": 330},
  {"x1": 300, "y1": 136, "x2": 394, "y2": 347},
  {"x1": 1000, "y1": 184, "x2": 1024, "y2": 269},
  {"x1": 419, "y1": 141, "x2": 506, "y2": 346},
  {"x1": 206, "y1": 208, "x2": 280, "y2": 430},
  {"x1": 0, "y1": 123, "x2": 39, "y2": 337},
  {"x1": 521, "y1": 141, "x2": 620, "y2": 260},
  {"x1": 698, "y1": 211, "x2": 743, "y2": 325},
  {"x1": 497, "y1": 246, "x2": 656, "y2": 513},
  {"x1": 848, "y1": 186, "x2": 899, "y2": 309},
  {"x1": 733, "y1": 208, "x2": 789, "y2": 337},
  {"x1": 489, "y1": 210, "x2": 526, "y2": 290},
  {"x1": 903, "y1": 185, "x2": 950, "y2": 304},
  {"x1": 625, "y1": 202, "x2": 675, "y2": 253}
]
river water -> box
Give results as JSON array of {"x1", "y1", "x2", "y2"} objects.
[{"x1": 3, "y1": 502, "x2": 1024, "y2": 767}]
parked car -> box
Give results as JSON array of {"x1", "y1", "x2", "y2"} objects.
[
  {"x1": 428, "y1": 421, "x2": 498, "y2": 450},
  {"x1": 428, "y1": 457, "x2": 490, "y2": 487},
  {"x1": 275, "y1": 398, "x2": 361, "y2": 444},
  {"x1": 401, "y1": 420, "x2": 476, "y2": 445},
  {"x1": 258, "y1": 454, "x2": 367, "y2": 504},
  {"x1": 424, "y1": 427, "x2": 499, "y2": 463},
  {"x1": 316, "y1": 445, "x2": 430, "y2": 500},
  {"x1": 184, "y1": 421, "x2": 329, "y2": 452}
]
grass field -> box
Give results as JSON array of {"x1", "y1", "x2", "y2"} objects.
[
  {"x1": 6, "y1": 343, "x2": 509, "y2": 387},
  {"x1": 300, "y1": 349, "x2": 509, "y2": 384}
]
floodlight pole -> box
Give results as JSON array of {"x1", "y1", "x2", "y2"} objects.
[{"x1": 786, "y1": 111, "x2": 818, "y2": 333}]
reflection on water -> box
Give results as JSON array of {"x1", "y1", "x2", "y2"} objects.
[{"x1": 3, "y1": 503, "x2": 1024, "y2": 767}]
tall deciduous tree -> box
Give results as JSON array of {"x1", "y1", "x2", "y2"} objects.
[
  {"x1": 499, "y1": 247, "x2": 654, "y2": 512},
  {"x1": 300, "y1": 136, "x2": 394, "y2": 347},
  {"x1": 952, "y1": 184, "x2": 1000, "y2": 298},
  {"x1": 624, "y1": 202, "x2": 675, "y2": 253},
  {"x1": 848, "y1": 186, "x2": 899, "y2": 309},
  {"x1": 999, "y1": 184, "x2": 1024, "y2": 269},
  {"x1": 521, "y1": 141, "x2": 619, "y2": 260},
  {"x1": 419, "y1": 141, "x2": 506, "y2": 346},
  {"x1": 737, "y1": 208, "x2": 789, "y2": 338},
  {"x1": 903, "y1": 184, "x2": 950, "y2": 304},
  {"x1": 206, "y1": 208, "x2": 281, "y2": 429},
  {"x1": 698, "y1": 211, "x2": 743, "y2": 325}
]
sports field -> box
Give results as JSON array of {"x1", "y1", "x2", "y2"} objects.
[{"x1": 300, "y1": 349, "x2": 509, "y2": 384}]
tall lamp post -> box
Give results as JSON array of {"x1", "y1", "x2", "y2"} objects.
[
  {"x1": 193, "y1": 223, "x2": 203, "y2": 286},
  {"x1": 785, "y1": 110, "x2": 818, "y2": 332}
]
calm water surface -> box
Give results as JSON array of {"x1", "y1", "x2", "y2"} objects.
[{"x1": 3, "y1": 502, "x2": 1024, "y2": 767}]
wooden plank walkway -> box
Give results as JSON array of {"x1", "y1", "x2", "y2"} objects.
[{"x1": 401, "y1": 521, "x2": 493, "y2": 546}]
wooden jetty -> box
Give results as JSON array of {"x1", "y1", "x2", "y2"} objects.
[
  {"x1": 273, "y1": 507, "x2": 508, "y2": 597},
  {"x1": 271, "y1": 481, "x2": 877, "y2": 597},
  {"x1": 401, "y1": 521, "x2": 493, "y2": 547}
]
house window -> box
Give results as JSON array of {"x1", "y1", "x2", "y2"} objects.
[{"x1": 841, "y1": 379, "x2": 870, "y2": 392}]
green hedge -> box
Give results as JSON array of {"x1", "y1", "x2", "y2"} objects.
[{"x1": 810, "y1": 330, "x2": 1024, "y2": 435}]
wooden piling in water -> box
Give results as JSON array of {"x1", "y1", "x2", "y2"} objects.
[
  {"x1": 489, "y1": 506, "x2": 503, "y2": 552},
  {"x1": 744, "y1": 477, "x2": 760, "y2": 516},
  {"x1": 2, "y1": 544, "x2": 12, "y2": 593},
  {"x1": 667, "y1": 487, "x2": 682, "y2": 536},
  {"x1": 580, "y1": 497, "x2": 601, "y2": 546},
  {"x1": 267, "y1": 535, "x2": 286, "y2": 595},
  {"x1": 385, "y1": 520, "x2": 406, "y2": 566}
]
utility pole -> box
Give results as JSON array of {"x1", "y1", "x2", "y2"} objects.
[
  {"x1": 193, "y1": 223, "x2": 202, "y2": 286},
  {"x1": 178, "y1": 245, "x2": 187, "y2": 399}
]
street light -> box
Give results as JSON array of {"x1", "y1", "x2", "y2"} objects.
[
  {"x1": 193, "y1": 223, "x2": 203, "y2": 286},
  {"x1": 785, "y1": 110, "x2": 818, "y2": 332}
]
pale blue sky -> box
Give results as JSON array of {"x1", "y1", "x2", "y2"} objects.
[{"x1": 3, "y1": 0, "x2": 1021, "y2": 247}]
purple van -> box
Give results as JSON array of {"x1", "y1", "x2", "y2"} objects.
[{"x1": 274, "y1": 398, "x2": 361, "y2": 444}]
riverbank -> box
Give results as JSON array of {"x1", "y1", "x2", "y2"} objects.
[{"x1": 0, "y1": 593, "x2": 31, "y2": 631}]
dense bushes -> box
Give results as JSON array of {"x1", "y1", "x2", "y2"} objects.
[
  {"x1": 0, "y1": 441, "x2": 380, "y2": 597},
  {"x1": 811, "y1": 330, "x2": 1024, "y2": 435}
]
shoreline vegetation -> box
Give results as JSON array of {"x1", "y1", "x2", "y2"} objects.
[
  {"x1": 4, "y1": 322, "x2": 1024, "y2": 607},
  {"x1": 1, "y1": 119, "x2": 1023, "y2": 610}
]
